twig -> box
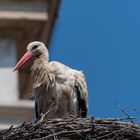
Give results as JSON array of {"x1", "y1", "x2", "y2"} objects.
[
  {"x1": 113, "y1": 101, "x2": 134, "y2": 124},
  {"x1": 1, "y1": 117, "x2": 140, "y2": 140},
  {"x1": 3, "y1": 125, "x2": 13, "y2": 135}
]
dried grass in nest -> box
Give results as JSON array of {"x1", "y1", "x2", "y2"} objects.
[{"x1": 0, "y1": 116, "x2": 140, "y2": 140}]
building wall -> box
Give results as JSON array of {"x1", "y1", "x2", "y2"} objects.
[
  {"x1": 0, "y1": 39, "x2": 18, "y2": 102},
  {"x1": 0, "y1": 1, "x2": 47, "y2": 128}
]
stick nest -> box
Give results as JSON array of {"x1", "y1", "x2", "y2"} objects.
[{"x1": 0, "y1": 116, "x2": 140, "y2": 140}]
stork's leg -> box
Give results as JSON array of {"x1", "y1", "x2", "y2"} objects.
[{"x1": 35, "y1": 101, "x2": 39, "y2": 120}]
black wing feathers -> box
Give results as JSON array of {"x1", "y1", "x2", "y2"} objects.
[{"x1": 75, "y1": 85, "x2": 87, "y2": 117}]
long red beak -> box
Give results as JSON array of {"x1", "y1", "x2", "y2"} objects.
[{"x1": 13, "y1": 51, "x2": 33, "y2": 71}]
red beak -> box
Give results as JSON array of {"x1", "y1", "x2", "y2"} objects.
[{"x1": 13, "y1": 51, "x2": 33, "y2": 71}]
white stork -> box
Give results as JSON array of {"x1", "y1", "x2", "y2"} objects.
[{"x1": 13, "y1": 41, "x2": 88, "y2": 119}]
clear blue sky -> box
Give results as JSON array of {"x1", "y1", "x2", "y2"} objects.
[{"x1": 49, "y1": 0, "x2": 140, "y2": 122}]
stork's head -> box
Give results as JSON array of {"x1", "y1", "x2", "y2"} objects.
[{"x1": 13, "y1": 41, "x2": 49, "y2": 71}]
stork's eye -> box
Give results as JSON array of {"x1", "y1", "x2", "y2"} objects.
[{"x1": 32, "y1": 45, "x2": 39, "y2": 50}]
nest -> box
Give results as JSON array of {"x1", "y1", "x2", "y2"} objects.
[{"x1": 0, "y1": 116, "x2": 140, "y2": 140}]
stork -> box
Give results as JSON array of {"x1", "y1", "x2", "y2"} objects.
[{"x1": 13, "y1": 41, "x2": 88, "y2": 119}]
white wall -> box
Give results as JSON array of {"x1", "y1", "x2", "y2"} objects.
[{"x1": 0, "y1": 39, "x2": 19, "y2": 102}]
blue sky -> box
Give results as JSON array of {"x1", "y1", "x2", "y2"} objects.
[{"x1": 49, "y1": 0, "x2": 140, "y2": 122}]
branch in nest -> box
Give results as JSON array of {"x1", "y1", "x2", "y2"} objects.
[{"x1": 0, "y1": 116, "x2": 140, "y2": 140}]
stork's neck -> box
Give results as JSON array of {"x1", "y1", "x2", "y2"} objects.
[
  {"x1": 32, "y1": 54, "x2": 49, "y2": 70},
  {"x1": 31, "y1": 56, "x2": 51, "y2": 89}
]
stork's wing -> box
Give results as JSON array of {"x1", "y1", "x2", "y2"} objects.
[
  {"x1": 75, "y1": 73, "x2": 88, "y2": 117},
  {"x1": 48, "y1": 61, "x2": 88, "y2": 117}
]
